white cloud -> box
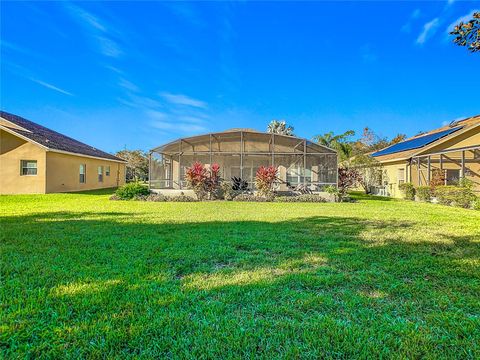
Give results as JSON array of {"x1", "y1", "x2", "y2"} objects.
[
  {"x1": 401, "y1": 9, "x2": 421, "y2": 33},
  {"x1": 416, "y1": 18, "x2": 440, "y2": 44},
  {"x1": 164, "y1": 2, "x2": 205, "y2": 28},
  {"x1": 118, "y1": 78, "x2": 139, "y2": 92},
  {"x1": 96, "y1": 36, "x2": 123, "y2": 58},
  {"x1": 118, "y1": 94, "x2": 162, "y2": 109},
  {"x1": 29, "y1": 78, "x2": 74, "y2": 96},
  {"x1": 1, "y1": 40, "x2": 52, "y2": 62},
  {"x1": 446, "y1": 9, "x2": 479, "y2": 33},
  {"x1": 67, "y1": 4, "x2": 106, "y2": 32},
  {"x1": 160, "y1": 92, "x2": 207, "y2": 109},
  {"x1": 104, "y1": 65, "x2": 124, "y2": 74},
  {"x1": 64, "y1": 3, "x2": 122, "y2": 58},
  {"x1": 147, "y1": 110, "x2": 207, "y2": 133}
]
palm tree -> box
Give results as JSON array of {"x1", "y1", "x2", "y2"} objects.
[
  {"x1": 313, "y1": 130, "x2": 355, "y2": 161},
  {"x1": 267, "y1": 120, "x2": 295, "y2": 136}
]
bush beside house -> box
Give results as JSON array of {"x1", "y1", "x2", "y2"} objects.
[
  {"x1": 113, "y1": 182, "x2": 150, "y2": 200},
  {"x1": 416, "y1": 186, "x2": 432, "y2": 202},
  {"x1": 397, "y1": 179, "x2": 478, "y2": 210},
  {"x1": 399, "y1": 183, "x2": 416, "y2": 200}
]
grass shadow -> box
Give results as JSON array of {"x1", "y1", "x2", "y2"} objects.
[
  {"x1": 1, "y1": 210, "x2": 479, "y2": 358},
  {"x1": 68, "y1": 187, "x2": 117, "y2": 195}
]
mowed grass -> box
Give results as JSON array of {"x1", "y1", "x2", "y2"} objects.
[{"x1": 1, "y1": 191, "x2": 479, "y2": 359}]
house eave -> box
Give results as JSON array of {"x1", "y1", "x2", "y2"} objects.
[{"x1": 1, "y1": 125, "x2": 126, "y2": 163}]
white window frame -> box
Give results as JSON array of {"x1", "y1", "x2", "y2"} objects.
[
  {"x1": 98, "y1": 166, "x2": 104, "y2": 182},
  {"x1": 105, "y1": 165, "x2": 110, "y2": 176},
  {"x1": 20, "y1": 160, "x2": 37, "y2": 176},
  {"x1": 79, "y1": 164, "x2": 86, "y2": 183},
  {"x1": 397, "y1": 168, "x2": 405, "y2": 185}
]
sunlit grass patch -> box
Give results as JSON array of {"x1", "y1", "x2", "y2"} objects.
[
  {"x1": 1, "y1": 192, "x2": 479, "y2": 358},
  {"x1": 52, "y1": 279, "x2": 122, "y2": 297}
]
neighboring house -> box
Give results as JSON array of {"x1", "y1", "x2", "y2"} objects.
[
  {"x1": 0, "y1": 111, "x2": 126, "y2": 194},
  {"x1": 149, "y1": 128, "x2": 337, "y2": 194},
  {"x1": 370, "y1": 115, "x2": 480, "y2": 198}
]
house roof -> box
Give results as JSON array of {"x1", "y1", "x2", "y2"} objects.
[
  {"x1": 372, "y1": 114, "x2": 480, "y2": 163},
  {"x1": 0, "y1": 111, "x2": 125, "y2": 162}
]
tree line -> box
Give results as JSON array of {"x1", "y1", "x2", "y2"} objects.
[{"x1": 266, "y1": 119, "x2": 406, "y2": 160}]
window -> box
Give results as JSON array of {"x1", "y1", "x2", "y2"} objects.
[
  {"x1": 20, "y1": 160, "x2": 37, "y2": 175},
  {"x1": 98, "y1": 166, "x2": 103, "y2": 182},
  {"x1": 397, "y1": 168, "x2": 405, "y2": 185},
  {"x1": 286, "y1": 164, "x2": 311, "y2": 185},
  {"x1": 79, "y1": 164, "x2": 86, "y2": 183},
  {"x1": 446, "y1": 169, "x2": 460, "y2": 185},
  {"x1": 105, "y1": 165, "x2": 110, "y2": 176}
]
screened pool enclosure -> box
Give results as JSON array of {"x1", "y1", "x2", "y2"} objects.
[{"x1": 149, "y1": 129, "x2": 337, "y2": 192}]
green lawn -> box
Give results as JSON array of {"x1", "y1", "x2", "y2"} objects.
[{"x1": 1, "y1": 191, "x2": 479, "y2": 359}]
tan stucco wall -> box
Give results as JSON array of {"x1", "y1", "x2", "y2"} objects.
[
  {"x1": 1, "y1": 130, "x2": 125, "y2": 194},
  {"x1": 380, "y1": 160, "x2": 409, "y2": 198},
  {"x1": 46, "y1": 152, "x2": 125, "y2": 193},
  {"x1": 0, "y1": 129, "x2": 47, "y2": 194}
]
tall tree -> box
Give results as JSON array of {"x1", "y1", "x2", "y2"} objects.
[
  {"x1": 450, "y1": 12, "x2": 480, "y2": 53},
  {"x1": 390, "y1": 133, "x2": 407, "y2": 145},
  {"x1": 115, "y1": 149, "x2": 149, "y2": 182},
  {"x1": 350, "y1": 153, "x2": 382, "y2": 194},
  {"x1": 313, "y1": 130, "x2": 355, "y2": 161},
  {"x1": 267, "y1": 120, "x2": 295, "y2": 136},
  {"x1": 352, "y1": 127, "x2": 406, "y2": 155}
]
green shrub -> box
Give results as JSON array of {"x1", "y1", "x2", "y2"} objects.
[
  {"x1": 473, "y1": 198, "x2": 480, "y2": 211},
  {"x1": 434, "y1": 185, "x2": 476, "y2": 208},
  {"x1": 125, "y1": 192, "x2": 197, "y2": 202},
  {"x1": 275, "y1": 194, "x2": 328, "y2": 203},
  {"x1": 145, "y1": 194, "x2": 166, "y2": 202},
  {"x1": 165, "y1": 195, "x2": 198, "y2": 202},
  {"x1": 133, "y1": 194, "x2": 148, "y2": 201},
  {"x1": 416, "y1": 186, "x2": 432, "y2": 202},
  {"x1": 324, "y1": 185, "x2": 340, "y2": 202},
  {"x1": 459, "y1": 177, "x2": 474, "y2": 189},
  {"x1": 399, "y1": 183, "x2": 415, "y2": 200},
  {"x1": 221, "y1": 181, "x2": 239, "y2": 201},
  {"x1": 115, "y1": 182, "x2": 150, "y2": 200},
  {"x1": 233, "y1": 194, "x2": 271, "y2": 202}
]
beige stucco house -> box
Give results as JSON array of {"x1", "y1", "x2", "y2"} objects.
[
  {"x1": 0, "y1": 111, "x2": 126, "y2": 194},
  {"x1": 370, "y1": 115, "x2": 480, "y2": 198}
]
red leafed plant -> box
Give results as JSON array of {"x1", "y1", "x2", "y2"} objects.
[
  {"x1": 204, "y1": 163, "x2": 220, "y2": 197},
  {"x1": 185, "y1": 162, "x2": 221, "y2": 200},
  {"x1": 255, "y1": 165, "x2": 278, "y2": 198}
]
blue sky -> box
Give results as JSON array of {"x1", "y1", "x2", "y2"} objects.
[{"x1": 1, "y1": 1, "x2": 479, "y2": 153}]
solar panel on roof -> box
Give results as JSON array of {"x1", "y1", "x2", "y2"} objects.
[{"x1": 372, "y1": 126, "x2": 463, "y2": 157}]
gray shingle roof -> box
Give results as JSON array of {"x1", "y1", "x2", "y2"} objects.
[{"x1": 1, "y1": 111, "x2": 125, "y2": 162}]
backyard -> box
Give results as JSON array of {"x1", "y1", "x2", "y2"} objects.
[{"x1": 1, "y1": 190, "x2": 479, "y2": 358}]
